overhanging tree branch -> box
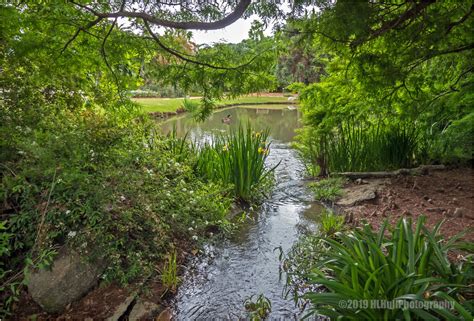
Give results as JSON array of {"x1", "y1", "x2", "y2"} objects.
[
  {"x1": 61, "y1": 16, "x2": 103, "y2": 54},
  {"x1": 71, "y1": 0, "x2": 251, "y2": 30},
  {"x1": 351, "y1": 0, "x2": 435, "y2": 48},
  {"x1": 143, "y1": 20, "x2": 266, "y2": 71}
]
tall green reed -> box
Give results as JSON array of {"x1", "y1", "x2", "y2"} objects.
[
  {"x1": 195, "y1": 123, "x2": 277, "y2": 202},
  {"x1": 297, "y1": 119, "x2": 422, "y2": 175}
]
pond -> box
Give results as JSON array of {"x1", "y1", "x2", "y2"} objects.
[
  {"x1": 161, "y1": 104, "x2": 301, "y2": 143},
  {"x1": 161, "y1": 105, "x2": 324, "y2": 319}
]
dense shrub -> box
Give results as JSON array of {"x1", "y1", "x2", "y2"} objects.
[
  {"x1": 427, "y1": 112, "x2": 474, "y2": 165},
  {"x1": 0, "y1": 105, "x2": 232, "y2": 314}
]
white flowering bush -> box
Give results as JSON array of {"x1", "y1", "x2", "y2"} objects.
[{"x1": 1, "y1": 106, "x2": 232, "y2": 309}]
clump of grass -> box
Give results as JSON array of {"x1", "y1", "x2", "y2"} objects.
[
  {"x1": 308, "y1": 177, "x2": 344, "y2": 201},
  {"x1": 181, "y1": 98, "x2": 199, "y2": 112},
  {"x1": 160, "y1": 251, "x2": 180, "y2": 293},
  {"x1": 320, "y1": 210, "x2": 345, "y2": 236},
  {"x1": 195, "y1": 123, "x2": 277, "y2": 202},
  {"x1": 327, "y1": 121, "x2": 420, "y2": 172},
  {"x1": 304, "y1": 216, "x2": 473, "y2": 320},
  {"x1": 244, "y1": 294, "x2": 272, "y2": 320},
  {"x1": 295, "y1": 120, "x2": 422, "y2": 175}
]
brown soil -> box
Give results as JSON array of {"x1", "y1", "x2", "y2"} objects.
[{"x1": 341, "y1": 168, "x2": 474, "y2": 240}]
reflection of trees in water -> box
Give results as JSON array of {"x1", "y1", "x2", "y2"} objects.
[{"x1": 161, "y1": 106, "x2": 301, "y2": 143}]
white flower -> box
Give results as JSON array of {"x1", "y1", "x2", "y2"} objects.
[
  {"x1": 182, "y1": 188, "x2": 187, "y2": 192},
  {"x1": 188, "y1": 227, "x2": 194, "y2": 231},
  {"x1": 192, "y1": 235, "x2": 198, "y2": 241},
  {"x1": 120, "y1": 195, "x2": 126, "y2": 201},
  {"x1": 65, "y1": 210, "x2": 71, "y2": 215},
  {"x1": 67, "y1": 231, "x2": 77, "y2": 238}
]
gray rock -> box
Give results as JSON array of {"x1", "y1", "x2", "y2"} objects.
[
  {"x1": 156, "y1": 307, "x2": 172, "y2": 321},
  {"x1": 454, "y1": 207, "x2": 464, "y2": 218},
  {"x1": 337, "y1": 187, "x2": 376, "y2": 206},
  {"x1": 337, "y1": 179, "x2": 388, "y2": 207},
  {"x1": 128, "y1": 299, "x2": 161, "y2": 321},
  {"x1": 106, "y1": 294, "x2": 136, "y2": 321},
  {"x1": 26, "y1": 247, "x2": 105, "y2": 313}
]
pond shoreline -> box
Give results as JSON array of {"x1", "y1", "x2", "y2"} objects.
[{"x1": 148, "y1": 101, "x2": 298, "y2": 119}]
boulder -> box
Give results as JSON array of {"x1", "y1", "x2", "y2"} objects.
[
  {"x1": 336, "y1": 179, "x2": 388, "y2": 207},
  {"x1": 26, "y1": 247, "x2": 105, "y2": 313},
  {"x1": 128, "y1": 299, "x2": 161, "y2": 321},
  {"x1": 106, "y1": 294, "x2": 136, "y2": 321},
  {"x1": 454, "y1": 207, "x2": 464, "y2": 218},
  {"x1": 337, "y1": 187, "x2": 376, "y2": 206}
]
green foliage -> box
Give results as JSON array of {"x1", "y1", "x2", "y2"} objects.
[
  {"x1": 296, "y1": 117, "x2": 424, "y2": 174},
  {"x1": 286, "y1": 82, "x2": 306, "y2": 94},
  {"x1": 319, "y1": 210, "x2": 345, "y2": 236},
  {"x1": 161, "y1": 251, "x2": 180, "y2": 293},
  {"x1": 428, "y1": 112, "x2": 474, "y2": 164},
  {"x1": 195, "y1": 123, "x2": 277, "y2": 202},
  {"x1": 244, "y1": 294, "x2": 272, "y2": 320},
  {"x1": 308, "y1": 177, "x2": 344, "y2": 202},
  {"x1": 0, "y1": 106, "x2": 233, "y2": 315},
  {"x1": 181, "y1": 98, "x2": 200, "y2": 113},
  {"x1": 143, "y1": 34, "x2": 278, "y2": 117},
  {"x1": 304, "y1": 216, "x2": 473, "y2": 320},
  {"x1": 286, "y1": 0, "x2": 474, "y2": 172}
]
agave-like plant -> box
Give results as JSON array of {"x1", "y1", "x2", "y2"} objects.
[{"x1": 305, "y1": 216, "x2": 473, "y2": 320}]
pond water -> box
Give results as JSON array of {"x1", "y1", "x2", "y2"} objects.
[
  {"x1": 162, "y1": 105, "x2": 324, "y2": 319},
  {"x1": 161, "y1": 105, "x2": 301, "y2": 143}
]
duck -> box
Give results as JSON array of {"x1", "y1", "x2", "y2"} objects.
[
  {"x1": 222, "y1": 114, "x2": 232, "y2": 124},
  {"x1": 287, "y1": 105, "x2": 297, "y2": 110}
]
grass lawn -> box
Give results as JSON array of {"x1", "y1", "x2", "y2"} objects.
[{"x1": 133, "y1": 96, "x2": 293, "y2": 113}]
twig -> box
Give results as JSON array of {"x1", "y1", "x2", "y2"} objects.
[{"x1": 33, "y1": 168, "x2": 57, "y2": 253}]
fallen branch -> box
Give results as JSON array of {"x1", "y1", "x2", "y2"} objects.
[{"x1": 335, "y1": 165, "x2": 446, "y2": 179}]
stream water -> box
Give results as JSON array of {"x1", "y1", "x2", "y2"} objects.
[{"x1": 161, "y1": 105, "x2": 324, "y2": 319}]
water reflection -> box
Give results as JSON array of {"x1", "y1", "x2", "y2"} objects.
[{"x1": 160, "y1": 105, "x2": 301, "y2": 143}]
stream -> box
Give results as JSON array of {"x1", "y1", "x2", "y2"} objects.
[{"x1": 161, "y1": 105, "x2": 324, "y2": 319}]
